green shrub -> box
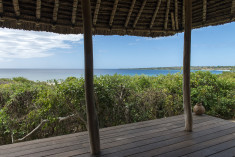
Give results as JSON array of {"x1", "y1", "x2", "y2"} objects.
[{"x1": 0, "y1": 71, "x2": 234, "y2": 145}]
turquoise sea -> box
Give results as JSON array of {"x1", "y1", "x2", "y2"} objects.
[{"x1": 0, "y1": 69, "x2": 224, "y2": 81}]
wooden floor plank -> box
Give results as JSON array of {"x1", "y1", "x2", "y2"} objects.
[
  {"x1": 0, "y1": 114, "x2": 185, "y2": 150},
  {"x1": 129, "y1": 127, "x2": 235, "y2": 157},
  {"x1": 100, "y1": 125, "x2": 235, "y2": 157},
  {"x1": 181, "y1": 139, "x2": 235, "y2": 157},
  {"x1": 0, "y1": 114, "x2": 233, "y2": 157},
  {"x1": 208, "y1": 147, "x2": 235, "y2": 157},
  {"x1": 47, "y1": 119, "x2": 228, "y2": 157},
  {"x1": 0, "y1": 115, "x2": 214, "y2": 155},
  {"x1": 158, "y1": 132, "x2": 235, "y2": 157}
]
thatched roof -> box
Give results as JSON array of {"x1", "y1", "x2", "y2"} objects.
[{"x1": 0, "y1": 0, "x2": 234, "y2": 37}]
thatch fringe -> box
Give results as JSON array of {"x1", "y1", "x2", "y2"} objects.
[
  {"x1": 133, "y1": 0, "x2": 147, "y2": 28},
  {"x1": 125, "y1": 0, "x2": 135, "y2": 28},
  {"x1": 150, "y1": 0, "x2": 161, "y2": 29},
  {"x1": 0, "y1": 0, "x2": 234, "y2": 37}
]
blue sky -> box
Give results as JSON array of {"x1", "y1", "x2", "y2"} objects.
[{"x1": 0, "y1": 22, "x2": 234, "y2": 69}]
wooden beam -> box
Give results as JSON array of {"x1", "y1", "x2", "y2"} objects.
[
  {"x1": 175, "y1": 0, "x2": 179, "y2": 30},
  {"x1": 0, "y1": 0, "x2": 3, "y2": 14},
  {"x1": 53, "y1": 0, "x2": 59, "y2": 22},
  {"x1": 81, "y1": 0, "x2": 100, "y2": 155},
  {"x1": 12, "y1": 0, "x2": 20, "y2": 17},
  {"x1": 171, "y1": 12, "x2": 175, "y2": 30},
  {"x1": 109, "y1": 0, "x2": 118, "y2": 27},
  {"x1": 133, "y1": 0, "x2": 147, "y2": 28},
  {"x1": 71, "y1": 0, "x2": 78, "y2": 25},
  {"x1": 125, "y1": 0, "x2": 136, "y2": 28},
  {"x1": 36, "y1": 0, "x2": 41, "y2": 20},
  {"x1": 164, "y1": 0, "x2": 171, "y2": 30},
  {"x1": 203, "y1": 0, "x2": 207, "y2": 22},
  {"x1": 182, "y1": 0, "x2": 185, "y2": 28},
  {"x1": 183, "y1": 0, "x2": 193, "y2": 132},
  {"x1": 150, "y1": 0, "x2": 161, "y2": 29},
  {"x1": 93, "y1": 0, "x2": 101, "y2": 26}
]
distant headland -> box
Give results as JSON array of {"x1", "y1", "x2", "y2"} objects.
[{"x1": 127, "y1": 66, "x2": 235, "y2": 71}]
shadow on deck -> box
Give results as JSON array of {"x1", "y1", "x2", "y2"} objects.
[{"x1": 0, "y1": 114, "x2": 234, "y2": 157}]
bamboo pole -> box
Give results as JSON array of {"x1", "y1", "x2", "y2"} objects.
[
  {"x1": 36, "y1": 0, "x2": 41, "y2": 20},
  {"x1": 183, "y1": 0, "x2": 193, "y2": 132},
  {"x1": 150, "y1": 0, "x2": 161, "y2": 29},
  {"x1": 133, "y1": 0, "x2": 147, "y2": 28},
  {"x1": 125, "y1": 0, "x2": 136, "y2": 28},
  {"x1": 164, "y1": 0, "x2": 171, "y2": 30},
  {"x1": 71, "y1": 0, "x2": 78, "y2": 25},
  {"x1": 0, "y1": 0, "x2": 3, "y2": 14},
  {"x1": 81, "y1": 0, "x2": 100, "y2": 155}
]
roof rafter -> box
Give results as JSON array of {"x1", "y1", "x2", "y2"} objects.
[
  {"x1": 36, "y1": 0, "x2": 41, "y2": 20},
  {"x1": 71, "y1": 0, "x2": 78, "y2": 25},
  {"x1": 175, "y1": 0, "x2": 179, "y2": 30},
  {"x1": 150, "y1": 0, "x2": 161, "y2": 29},
  {"x1": 133, "y1": 0, "x2": 147, "y2": 28},
  {"x1": 203, "y1": 0, "x2": 207, "y2": 22},
  {"x1": 12, "y1": 0, "x2": 20, "y2": 17},
  {"x1": 182, "y1": 0, "x2": 185, "y2": 28},
  {"x1": 93, "y1": 0, "x2": 101, "y2": 26},
  {"x1": 0, "y1": 0, "x2": 3, "y2": 14},
  {"x1": 171, "y1": 12, "x2": 175, "y2": 30},
  {"x1": 164, "y1": 0, "x2": 171, "y2": 30},
  {"x1": 232, "y1": 0, "x2": 235, "y2": 19},
  {"x1": 53, "y1": 0, "x2": 59, "y2": 22},
  {"x1": 109, "y1": 0, "x2": 118, "y2": 27},
  {"x1": 125, "y1": 0, "x2": 136, "y2": 28}
]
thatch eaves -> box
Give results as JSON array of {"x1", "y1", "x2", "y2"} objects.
[{"x1": 0, "y1": 0, "x2": 234, "y2": 37}]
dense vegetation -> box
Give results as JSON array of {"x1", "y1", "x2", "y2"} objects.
[{"x1": 0, "y1": 71, "x2": 234, "y2": 145}]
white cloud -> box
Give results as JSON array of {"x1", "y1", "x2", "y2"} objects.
[{"x1": 0, "y1": 28, "x2": 83, "y2": 60}]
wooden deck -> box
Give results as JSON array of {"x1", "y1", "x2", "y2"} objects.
[{"x1": 0, "y1": 114, "x2": 234, "y2": 157}]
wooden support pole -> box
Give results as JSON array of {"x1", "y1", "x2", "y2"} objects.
[
  {"x1": 164, "y1": 0, "x2": 171, "y2": 30},
  {"x1": 0, "y1": 0, "x2": 3, "y2": 14},
  {"x1": 71, "y1": 0, "x2": 78, "y2": 25},
  {"x1": 53, "y1": 0, "x2": 59, "y2": 22},
  {"x1": 175, "y1": 0, "x2": 179, "y2": 30},
  {"x1": 12, "y1": 0, "x2": 20, "y2": 17},
  {"x1": 150, "y1": 0, "x2": 161, "y2": 29},
  {"x1": 36, "y1": 0, "x2": 41, "y2": 20},
  {"x1": 125, "y1": 0, "x2": 136, "y2": 28},
  {"x1": 109, "y1": 0, "x2": 118, "y2": 27},
  {"x1": 133, "y1": 0, "x2": 147, "y2": 28},
  {"x1": 81, "y1": 0, "x2": 100, "y2": 155},
  {"x1": 93, "y1": 0, "x2": 101, "y2": 26},
  {"x1": 203, "y1": 0, "x2": 207, "y2": 22},
  {"x1": 183, "y1": 0, "x2": 193, "y2": 132}
]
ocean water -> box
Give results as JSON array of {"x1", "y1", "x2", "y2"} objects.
[{"x1": 0, "y1": 69, "x2": 223, "y2": 81}]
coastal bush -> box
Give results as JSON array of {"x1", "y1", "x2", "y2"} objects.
[{"x1": 0, "y1": 72, "x2": 234, "y2": 145}]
